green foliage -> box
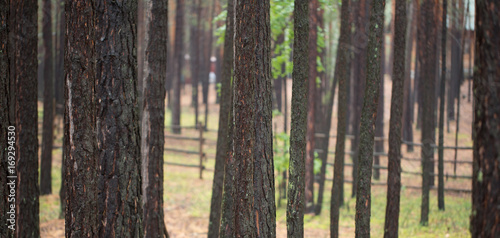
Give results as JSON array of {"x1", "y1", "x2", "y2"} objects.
[{"x1": 274, "y1": 132, "x2": 290, "y2": 186}]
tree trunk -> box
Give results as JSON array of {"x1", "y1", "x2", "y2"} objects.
[
  {"x1": 471, "y1": 0, "x2": 500, "y2": 236},
  {"x1": 229, "y1": 0, "x2": 276, "y2": 236},
  {"x1": 10, "y1": 0, "x2": 39, "y2": 236},
  {"x1": 383, "y1": 0, "x2": 406, "y2": 236},
  {"x1": 330, "y1": 0, "x2": 351, "y2": 236},
  {"x1": 190, "y1": 0, "x2": 201, "y2": 126},
  {"x1": 95, "y1": 0, "x2": 143, "y2": 236},
  {"x1": 437, "y1": 0, "x2": 448, "y2": 211},
  {"x1": 286, "y1": 0, "x2": 308, "y2": 236},
  {"x1": 354, "y1": 0, "x2": 385, "y2": 236},
  {"x1": 171, "y1": 0, "x2": 184, "y2": 133},
  {"x1": 55, "y1": 0, "x2": 64, "y2": 113},
  {"x1": 419, "y1": 0, "x2": 438, "y2": 226},
  {"x1": 374, "y1": 43, "x2": 384, "y2": 181},
  {"x1": 305, "y1": 0, "x2": 319, "y2": 212},
  {"x1": 350, "y1": 0, "x2": 370, "y2": 198},
  {"x1": 274, "y1": 33, "x2": 285, "y2": 113},
  {"x1": 41, "y1": 0, "x2": 55, "y2": 196},
  {"x1": 0, "y1": 2, "x2": 13, "y2": 236},
  {"x1": 64, "y1": 1, "x2": 98, "y2": 236},
  {"x1": 403, "y1": 0, "x2": 415, "y2": 153},
  {"x1": 208, "y1": 0, "x2": 234, "y2": 236},
  {"x1": 141, "y1": 0, "x2": 169, "y2": 237}
]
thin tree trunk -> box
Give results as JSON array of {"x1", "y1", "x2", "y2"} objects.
[
  {"x1": 274, "y1": 33, "x2": 284, "y2": 113},
  {"x1": 438, "y1": 0, "x2": 448, "y2": 211},
  {"x1": 354, "y1": 0, "x2": 385, "y2": 236},
  {"x1": 171, "y1": 0, "x2": 184, "y2": 133},
  {"x1": 41, "y1": 0, "x2": 55, "y2": 195},
  {"x1": 330, "y1": 0, "x2": 350, "y2": 236},
  {"x1": 95, "y1": 0, "x2": 143, "y2": 236},
  {"x1": 374, "y1": 44, "x2": 384, "y2": 181},
  {"x1": 208, "y1": 0, "x2": 234, "y2": 235},
  {"x1": 471, "y1": 1, "x2": 500, "y2": 236},
  {"x1": 10, "y1": 0, "x2": 39, "y2": 236},
  {"x1": 0, "y1": 2, "x2": 13, "y2": 236},
  {"x1": 419, "y1": 0, "x2": 438, "y2": 226},
  {"x1": 55, "y1": 0, "x2": 64, "y2": 113},
  {"x1": 305, "y1": 0, "x2": 319, "y2": 212},
  {"x1": 403, "y1": 0, "x2": 415, "y2": 153},
  {"x1": 190, "y1": 0, "x2": 201, "y2": 125},
  {"x1": 64, "y1": 1, "x2": 98, "y2": 236},
  {"x1": 287, "y1": 0, "x2": 308, "y2": 236},
  {"x1": 141, "y1": 0, "x2": 169, "y2": 236},
  {"x1": 383, "y1": 0, "x2": 406, "y2": 236}
]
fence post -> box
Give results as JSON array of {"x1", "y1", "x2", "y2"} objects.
[{"x1": 199, "y1": 122, "x2": 204, "y2": 179}]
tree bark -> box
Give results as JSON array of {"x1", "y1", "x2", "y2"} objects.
[
  {"x1": 419, "y1": 0, "x2": 438, "y2": 226},
  {"x1": 64, "y1": 1, "x2": 98, "y2": 236},
  {"x1": 171, "y1": 0, "x2": 184, "y2": 133},
  {"x1": 354, "y1": 0, "x2": 385, "y2": 236},
  {"x1": 402, "y1": 0, "x2": 415, "y2": 153},
  {"x1": 437, "y1": 0, "x2": 447, "y2": 211},
  {"x1": 0, "y1": 1, "x2": 13, "y2": 236},
  {"x1": 350, "y1": 0, "x2": 370, "y2": 198},
  {"x1": 41, "y1": 0, "x2": 55, "y2": 195},
  {"x1": 305, "y1": 0, "x2": 319, "y2": 212},
  {"x1": 10, "y1": 0, "x2": 39, "y2": 236},
  {"x1": 208, "y1": 0, "x2": 234, "y2": 236},
  {"x1": 330, "y1": 0, "x2": 351, "y2": 236},
  {"x1": 55, "y1": 0, "x2": 64, "y2": 114},
  {"x1": 141, "y1": 0, "x2": 169, "y2": 237},
  {"x1": 230, "y1": 0, "x2": 276, "y2": 236},
  {"x1": 374, "y1": 48, "x2": 384, "y2": 181},
  {"x1": 286, "y1": 0, "x2": 308, "y2": 236},
  {"x1": 471, "y1": 0, "x2": 500, "y2": 236},
  {"x1": 383, "y1": 0, "x2": 406, "y2": 236},
  {"x1": 95, "y1": 0, "x2": 143, "y2": 236},
  {"x1": 190, "y1": 0, "x2": 201, "y2": 125}
]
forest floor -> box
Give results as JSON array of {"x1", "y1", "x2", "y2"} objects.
[{"x1": 39, "y1": 76, "x2": 473, "y2": 237}]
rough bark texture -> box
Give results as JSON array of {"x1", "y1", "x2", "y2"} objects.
[
  {"x1": 171, "y1": 0, "x2": 184, "y2": 133},
  {"x1": 419, "y1": 0, "x2": 438, "y2": 226},
  {"x1": 286, "y1": 0, "x2": 308, "y2": 236},
  {"x1": 64, "y1": 1, "x2": 98, "y2": 236},
  {"x1": 229, "y1": 0, "x2": 276, "y2": 236},
  {"x1": 9, "y1": 0, "x2": 40, "y2": 237},
  {"x1": 305, "y1": 0, "x2": 319, "y2": 212},
  {"x1": 208, "y1": 0, "x2": 234, "y2": 236},
  {"x1": 437, "y1": 0, "x2": 447, "y2": 211},
  {"x1": 350, "y1": 0, "x2": 370, "y2": 198},
  {"x1": 354, "y1": 0, "x2": 384, "y2": 236},
  {"x1": 41, "y1": 0, "x2": 55, "y2": 195},
  {"x1": 0, "y1": 1, "x2": 13, "y2": 236},
  {"x1": 383, "y1": 0, "x2": 406, "y2": 236},
  {"x1": 95, "y1": 0, "x2": 143, "y2": 236},
  {"x1": 141, "y1": 0, "x2": 169, "y2": 237},
  {"x1": 471, "y1": 0, "x2": 500, "y2": 236},
  {"x1": 330, "y1": 0, "x2": 350, "y2": 236}
]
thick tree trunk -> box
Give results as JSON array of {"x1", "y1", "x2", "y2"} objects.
[
  {"x1": 419, "y1": 0, "x2": 438, "y2": 226},
  {"x1": 95, "y1": 0, "x2": 143, "y2": 236},
  {"x1": 229, "y1": 0, "x2": 276, "y2": 236},
  {"x1": 330, "y1": 0, "x2": 350, "y2": 236},
  {"x1": 9, "y1": 0, "x2": 39, "y2": 236},
  {"x1": 354, "y1": 0, "x2": 385, "y2": 236},
  {"x1": 383, "y1": 0, "x2": 406, "y2": 236},
  {"x1": 171, "y1": 0, "x2": 184, "y2": 133},
  {"x1": 141, "y1": 0, "x2": 169, "y2": 237},
  {"x1": 208, "y1": 0, "x2": 234, "y2": 236},
  {"x1": 64, "y1": 1, "x2": 98, "y2": 236},
  {"x1": 286, "y1": 0, "x2": 308, "y2": 236},
  {"x1": 471, "y1": 0, "x2": 500, "y2": 236},
  {"x1": 41, "y1": 0, "x2": 55, "y2": 195}
]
